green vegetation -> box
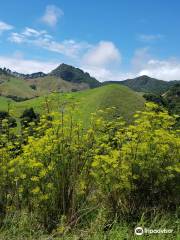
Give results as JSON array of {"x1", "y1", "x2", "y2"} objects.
[
  {"x1": 0, "y1": 64, "x2": 100, "y2": 100},
  {"x1": 164, "y1": 83, "x2": 180, "y2": 115},
  {"x1": 27, "y1": 75, "x2": 90, "y2": 95},
  {"x1": 50, "y1": 63, "x2": 100, "y2": 88},
  {"x1": 0, "y1": 74, "x2": 90, "y2": 101},
  {"x1": 0, "y1": 75, "x2": 36, "y2": 99},
  {"x1": 0, "y1": 65, "x2": 179, "y2": 239},
  {"x1": 1, "y1": 65, "x2": 179, "y2": 103},
  {"x1": 0, "y1": 84, "x2": 145, "y2": 124},
  {"x1": 104, "y1": 75, "x2": 179, "y2": 94},
  {"x1": 0, "y1": 102, "x2": 179, "y2": 239},
  {"x1": 143, "y1": 83, "x2": 180, "y2": 127}
]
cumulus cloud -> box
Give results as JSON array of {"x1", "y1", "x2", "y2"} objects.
[
  {"x1": 0, "y1": 55, "x2": 58, "y2": 74},
  {"x1": 83, "y1": 41, "x2": 121, "y2": 67},
  {"x1": 138, "y1": 59, "x2": 180, "y2": 80},
  {"x1": 83, "y1": 48, "x2": 180, "y2": 82},
  {"x1": 0, "y1": 21, "x2": 13, "y2": 34},
  {"x1": 131, "y1": 48, "x2": 180, "y2": 80},
  {"x1": 41, "y1": 5, "x2": 64, "y2": 27},
  {"x1": 80, "y1": 41, "x2": 123, "y2": 82}
]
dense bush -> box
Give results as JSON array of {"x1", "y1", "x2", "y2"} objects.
[
  {"x1": 20, "y1": 108, "x2": 39, "y2": 128},
  {"x1": 91, "y1": 103, "x2": 180, "y2": 219},
  {"x1": 0, "y1": 111, "x2": 17, "y2": 134},
  {"x1": 0, "y1": 103, "x2": 179, "y2": 235}
]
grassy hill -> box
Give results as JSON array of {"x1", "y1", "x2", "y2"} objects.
[
  {"x1": 26, "y1": 75, "x2": 90, "y2": 94},
  {"x1": 0, "y1": 74, "x2": 37, "y2": 100},
  {"x1": 0, "y1": 84, "x2": 145, "y2": 124},
  {"x1": 104, "y1": 75, "x2": 179, "y2": 94},
  {"x1": 0, "y1": 74, "x2": 90, "y2": 101}
]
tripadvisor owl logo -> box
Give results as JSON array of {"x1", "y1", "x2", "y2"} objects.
[
  {"x1": 134, "y1": 226, "x2": 173, "y2": 235},
  {"x1": 135, "y1": 227, "x2": 144, "y2": 235}
]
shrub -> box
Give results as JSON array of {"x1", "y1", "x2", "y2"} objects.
[
  {"x1": 0, "y1": 102, "x2": 179, "y2": 232},
  {"x1": 91, "y1": 103, "x2": 180, "y2": 219}
]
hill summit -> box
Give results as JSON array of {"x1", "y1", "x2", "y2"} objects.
[
  {"x1": 120, "y1": 75, "x2": 178, "y2": 94},
  {"x1": 50, "y1": 63, "x2": 100, "y2": 88}
]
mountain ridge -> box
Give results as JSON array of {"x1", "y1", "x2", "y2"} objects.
[
  {"x1": 103, "y1": 75, "x2": 180, "y2": 94},
  {"x1": 0, "y1": 65, "x2": 180, "y2": 101}
]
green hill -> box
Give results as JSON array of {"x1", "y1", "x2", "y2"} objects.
[
  {"x1": 0, "y1": 84, "x2": 145, "y2": 124},
  {"x1": 26, "y1": 75, "x2": 90, "y2": 94},
  {"x1": 104, "y1": 75, "x2": 179, "y2": 94},
  {"x1": 0, "y1": 72, "x2": 91, "y2": 101},
  {"x1": 0, "y1": 74, "x2": 37, "y2": 100}
]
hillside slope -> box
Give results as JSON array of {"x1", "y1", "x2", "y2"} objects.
[
  {"x1": 26, "y1": 75, "x2": 89, "y2": 94},
  {"x1": 0, "y1": 74, "x2": 37, "y2": 100},
  {"x1": 0, "y1": 72, "x2": 90, "y2": 101},
  {"x1": 0, "y1": 84, "x2": 145, "y2": 124}
]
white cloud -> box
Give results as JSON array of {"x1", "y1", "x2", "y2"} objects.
[
  {"x1": 82, "y1": 66, "x2": 134, "y2": 82},
  {"x1": 131, "y1": 48, "x2": 180, "y2": 80},
  {"x1": 83, "y1": 48, "x2": 180, "y2": 82},
  {"x1": 83, "y1": 41, "x2": 121, "y2": 67},
  {"x1": 0, "y1": 56, "x2": 58, "y2": 74},
  {"x1": 9, "y1": 27, "x2": 90, "y2": 58},
  {"x1": 9, "y1": 28, "x2": 49, "y2": 43},
  {"x1": 0, "y1": 21, "x2": 13, "y2": 34},
  {"x1": 138, "y1": 58, "x2": 180, "y2": 80},
  {"x1": 81, "y1": 41, "x2": 123, "y2": 82},
  {"x1": 34, "y1": 38, "x2": 91, "y2": 58},
  {"x1": 22, "y1": 27, "x2": 47, "y2": 37},
  {"x1": 6, "y1": 23, "x2": 180, "y2": 81},
  {"x1": 10, "y1": 33, "x2": 25, "y2": 43},
  {"x1": 41, "y1": 5, "x2": 64, "y2": 27},
  {"x1": 138, "y1": 34, "x2": 163, "y2": 42}
]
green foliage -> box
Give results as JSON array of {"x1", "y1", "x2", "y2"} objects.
[
  {"x1": 0, "y1": 111, "x2": 17, "y2": 132},
  {"x1": 91, "y1": 103, "x2": 180, "y2": 219},
  {"x1": 20, "y1": 108, "x2": 39, "y2": 128},
  {"x1": 164, "y1": 83, "x2": 180, "y2": 115},
  {"x1": 143, "y1": 93, "x2": 168, "y2": 107},
  {"x1": 143, "y1": 84, "x2": 180, "y2": 127}
]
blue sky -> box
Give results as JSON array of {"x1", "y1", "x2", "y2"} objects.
[{"x1": 0, "y1": 0, "x2": 180, "y2": 81}]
